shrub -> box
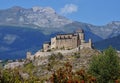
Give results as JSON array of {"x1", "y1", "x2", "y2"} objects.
[
  {"x1": 57, "y1": 52, "x2": 64, "y2": 60},
  {"x1": 48, "y1": 54, "x2": 56, "y2": 61},
  {"x1": 49, "y1": 62, "x2": 96, "y2": 83}
]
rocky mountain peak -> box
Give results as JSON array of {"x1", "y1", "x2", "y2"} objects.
[
  {"x1": 32, "y1": 6, "x2": 55, "y2": 14},
  {"x1": 107, "y1": 21, "x2": 120, "y2": 26},
  {"x1": 32, "y1": 6, "x2": 42, "y2": 12},
  {"x1": 0, "y1": 6, "x2": 72, "y2": 28},
  {"x1": 1, "y1": 6, "x2": 120, "y2": 40},
  {"x1": 43, "y1": 7, "x2": 56, "y2": 14},
  {"x1": 10, "y1": 6, "x2": 24, "y2": 11}
]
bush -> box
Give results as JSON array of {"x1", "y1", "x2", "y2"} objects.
[
  {"x1": 24, "y1": 62, "x2": 35, "y2": 73},
  {"x1": 48, "y1": 54, "x2": 56, "y2": 61},
  {"x1": 57, "y1": 52, "x2": 64, "y2": 60},
  {"x1": 73, "y1": 52, "x2": 80, "y2": 58},
  {"x1": 48, "y1": 53, "x2": 64, "y2": 61},
  {"x1": 49, "y1": 62, "x2": 96, "y2": 83}
]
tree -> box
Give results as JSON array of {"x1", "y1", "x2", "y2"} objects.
[{"x1": 89, "y1": 47, "x2": 120, "y2": 83}]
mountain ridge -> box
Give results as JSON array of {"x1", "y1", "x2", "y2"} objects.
[
  {"x1": 94, "y1": 34, "x2": 120, "y2": 50},
  {"x1": 0, "y1": 6, "x2": 120, "y2": 39},
  {"x1": 0, "y1": 6, "x2": 72, "y2": 28}
]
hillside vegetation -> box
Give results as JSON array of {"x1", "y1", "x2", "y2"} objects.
[{"x1": 1, "y1": 47, "x2": 120, "y2": 83}]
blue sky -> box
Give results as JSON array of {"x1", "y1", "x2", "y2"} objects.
[{"x1": 0, "y1": 0, "x2": 120, "y2": 25}]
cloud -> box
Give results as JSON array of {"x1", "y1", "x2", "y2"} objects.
[
  {"x1": 3, "y1": 34, "x2": 18, "y2": 44},
  {"x1": 0, "y1": 46, "x2": 10, "y2": 52},
  {"x1": 60, "y1": 4, "x2": 78, "y2": 15}
]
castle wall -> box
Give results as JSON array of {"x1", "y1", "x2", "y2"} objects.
[
  {"x1": 56, "y1": 35, "x2": 78, "y2": 49},
  {"x1": 26, "y1": 52, "x2": 31, "y2": 60},
  {"x1": 43, "y1": 43, "x2": 50, "y2": 52},
  {"x1": 42, "y1": 29, "x2": 92, "y2": 51},
  {"x1": 80, "y1": 39, "x2": 92, "y2": 49},
  {"x1": 51, "y1": 37, "x2": 56, "y2": 49},
  {"x1": 71, "y1": 36, "x2": 78, "y2": 48},
  {"x1": 76, "y1": 32, "x2": 84, "y2": 46},
  {"x1": 79, "y1": 33, "x2": 84, "y2": 40},
  {"x1": 26, "y1": 52, "x2": 34, "y2": 60},
  {"x1": 26, "y1": 29, "x2": 93, "y2": 60}
]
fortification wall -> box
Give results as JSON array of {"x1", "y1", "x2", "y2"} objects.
[
  {"x1": 56, "y1": 36, "x2": 78, "y2": 49},
  {"x1": 80, "y1": 42, "x2": 92, "y2": 49},
  {"x1": 43, "y1": 43, "x2": 50, "y2": 52},
  {"x1": 42, "y1": 29, "x2": 92, "y2": 52},
  {"x1": 51, "y1": 37, "x2": 56, "y2": 49},
  {"x1": 26, "y1": 52, "x2": 34, "y2": 60}
]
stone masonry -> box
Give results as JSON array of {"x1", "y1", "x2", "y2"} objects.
[{"x1": 43, "y1": 29, "x2": 92, "y2": 52}]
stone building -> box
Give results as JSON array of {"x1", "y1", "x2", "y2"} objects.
[
  {"x1": 43, "y1": 29, "x2": 92, "y2": 51},
  {"x1": 26, "y1": 52, "x2": 34, "y2": 60}
]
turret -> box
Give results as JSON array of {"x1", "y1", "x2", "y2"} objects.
[
  {"x1": 26, "y1": 52, "x2": 32, "y2": 60},
  {"x1": 76, "y1": 29, "x2": 85, "y2": 46},
  {"x1": 76, "y1": 29, "x2": 84, "y2": 40},
  {"x1": 88, "y1": 39, "x2": 92, "y2": 48}
]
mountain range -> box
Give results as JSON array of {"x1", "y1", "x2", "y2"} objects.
[
  {"x1": 0, "y1": 6, "x2": 120, "y2": 59},
  {"x1": 1, "y1": 6, "x2": 120, "y2": 39},
  {"x1": 94, "y1": 34, "x2": 120, "y2": 50}
]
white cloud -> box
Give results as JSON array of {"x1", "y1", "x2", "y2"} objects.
[
  {"x1": 60, "y1": 4, "x2": 78, "y2": 15},
  {"x1": 3, "y1": 34, "x2": 18, "y2": 44}
]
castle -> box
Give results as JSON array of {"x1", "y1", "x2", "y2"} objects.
[
  {"x1": 43, "y1": 29, "x2": 92, "y2": 52},
  {"x1": 26, "y1": 29, "x2": 92, "y2": 60}
]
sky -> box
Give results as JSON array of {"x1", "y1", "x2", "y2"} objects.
[{"x1": 0, "y1": 0, "x2": 120, "y2": 25}]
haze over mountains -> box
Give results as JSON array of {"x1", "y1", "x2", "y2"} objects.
[
  {"x1": 94, "y1": 34, "x2": 120, "y2": 50},
  {"x1": 0, "y1": 6, "x2": 120, "y2": 59}
]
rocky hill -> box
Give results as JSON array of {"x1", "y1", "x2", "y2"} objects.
[
  {"x1": 4, "y1": 48, "x2": 100, "y2": 81},
  {"x1": 33, "y1": 48, "x2": 100, "y2": 79}
]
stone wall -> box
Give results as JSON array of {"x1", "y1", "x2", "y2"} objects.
[
  {"x1": 80, "y1": 39, "x2": 92, "y2": 49},
  {"x1": 43, "y1": 43, "x2": 50, "y2": 52},
  {"x1": 26, "y1": 52, "x2": 34, "y2": 60},
  {"x1": 42, "y1": 29, "x2": 92, "y2": 52},
  {"x1": 51, "y1": 37, "x2": 56, "y2": 49},
  {"x1": 56, "y1": 35, "x2": 78, "y2": 49}
]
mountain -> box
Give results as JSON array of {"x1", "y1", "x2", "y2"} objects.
[
  {"x1": 0, "y1": 25, "x2": 55, "y2": 60},
  {"x1": 94, "y1": 34, "x2": 120, "y2": 50},
  {"x1": 1, "y1": 6, "x2": 120, "y2": 59},
  {"x1": 0, "y1": 25, "x2": 101, "y2": 60},
  {"x1": 0, "y1": 6, "x2": 72, "y2": 28},
  {"x1": 64, "y1": 21, "x2": 120, "y2": 39},
  {"x1": 0, "y1": 6, "x2": 120, "y2": 39}
]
